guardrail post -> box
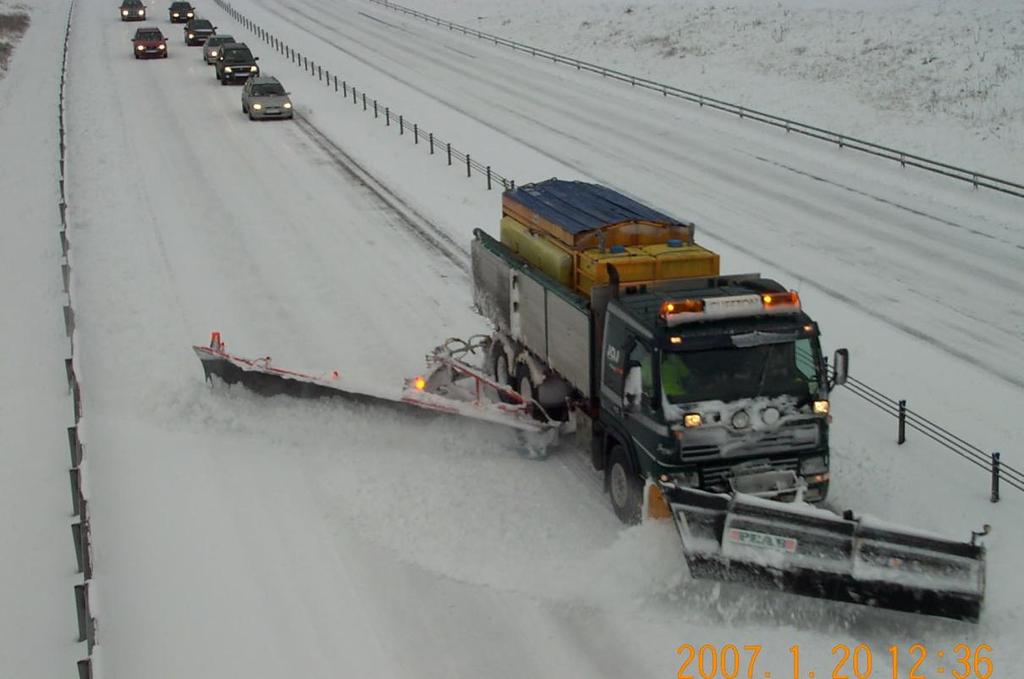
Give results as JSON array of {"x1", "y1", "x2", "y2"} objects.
[
  {"x1": 374, "y1": 100, "x2": 378, "y2": 118},
  {"x1": 70, "y1": 468, "x2": 82, "y2": 515},
  {"x1": 318, "y1": 65, "x2": 323, "y2": 81},
  {"x1": 362, "y1": 93, "x2": 367, "y2": 110},
  {"x1": 414, "y1": 124, "x2": 418, "y2": 144},
  {"x1": 466, "y1": 154, "x2": 471, "y2": 177},
  {"x1": 325, "y1": 69, "x2": 329, "y2": 86},
  {"x1": 78, "y1": 658, "x2": 92, "y2": 679},
  {"x1": 447, "y1": 143, "x2": 451, "y2": 166},
  {"x1": 429, "y1": 132, "x2": 434, "y2": 154},
  {"x1": 486, "y1": 166, "x2": 491, "y2": 190},
  {"x1": 62, "y1": 263, "x2": 70, "y2": 292},
  {"x1": 60, "y1": 230, "x2": 68, "y2": 255},
  {"x1": 68, "y1": 426, "x2": 82, "y2": 467},
  {"x1": 991, "y1": 452, "x2": 1000, "y2": 503},
  {"x1": 399, "y1": 115, "x2": 404, "y2": 135},
  {"x1": 63, "y1": 305, "x2": 75, "y2": 337},
  {"x1": 897, "y1": 399, "x2": 906, "y2": 444},
  {"x1": 65, "y1": 358, "x2": 74, "y2": 391},
  {"x1": 334, "y1": 75, "x2": 338, "y2": 92},
  {"x1": 385, "y1": 107, "x2": 390, "y2": 126},
  {"x1": 72, "y1": 521, "x2": 85, "y2": 572}
]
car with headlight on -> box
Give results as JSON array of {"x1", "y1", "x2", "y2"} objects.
[
  {"x1": 168, "y1": 1, "x2": 194, "y2": 22},
  {"x1": 202, "y1": 33, "x2": 235, "y2": 64},
  {"x1": 241, "y1": 76, "x2": 294, "y2": 120},
  {"x1": 184, "y1": 18, "x2": 215, "y2": 45},
  {"x1": 215, "y1": 42, "x2": 259, "y2": 84},
  {"x1": 131, "y1": 27, "x2": 167, "y2": 58},
  {"x1": 120, "y1": 0, "x2": 146, "y2": 21}
]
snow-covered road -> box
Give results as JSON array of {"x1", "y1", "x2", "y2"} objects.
[{"x1": 2, "y1": 0, "x2": 1018, "y2": 675}]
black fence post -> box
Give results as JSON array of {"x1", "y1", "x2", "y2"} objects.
[
  {"x1": 446, "y1": 142, "x2": 451, "y2": 166},
  {"x1": 65, "y1": 358, "x2": 74, "y2": 391},
  {"x1": 374, "y1": 100, "x2": 378, "y2": 118},
  {"x1": 487, "y1": 166, "x2": 492, "y2": 190},
  {"x1": 362, "y1": 92, "x2": 366, "y2": 110},
  {"x1": 334, "y1": 75, "x2": 338, "y2": 92},
  {"x1": 414, "y1": 124, "x2": 418, "y2": 144},
  {"x1": 78, "y1": 658, "x2": 92, "y2": 679},
  {"x1": 318, "y1": 65, "x2": 323, "y2": 81},
  {"x1": 385, "y1": 107, "x2": 390, "y2": 126},
  {"x1": 343, "y1": 80, "x2": 348, "y2": 96},
  {"x1": 399, "y1": 115, "x2": 404, "y2": 135},
  {"x1": 74, "y1": 583, "x2": 89, "y2": 642},
  {"x1": 897, "y1": 399, "x2": 906, "y2": 445},
  {"x1": 991, "y1": 452, "x2": 1001, "y2": 503},
  {"x1": 466, "y1": 154, "x2": 471, "y2": 177},
  {"x1": 429, "y1": 132, "x2": 434, "y2": 154}
]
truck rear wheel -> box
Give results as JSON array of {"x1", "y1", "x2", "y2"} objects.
[
  {"x1": 514, "y1": 363, "x2": 536, "y2": 408},
  {"x1": 491, "y1": 344, "x2": 515, "y2": 403},
  {"x1": 608, "y1": 445, "x2": 642, "y2": 524}
]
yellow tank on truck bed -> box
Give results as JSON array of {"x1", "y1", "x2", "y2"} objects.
[{"x1": 500, "y1": 179, "x2": 719, "y2": 296}]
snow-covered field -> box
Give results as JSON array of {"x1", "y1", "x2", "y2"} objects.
[{"x1": 2, "y1": 0, "x2": 1021, "y2": 677}]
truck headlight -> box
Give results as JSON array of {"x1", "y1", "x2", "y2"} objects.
[
  {"x1": 224, "y1": 66, "x2": 232, "y2": 72},
  {"x1": 812, "y1": 400, "x2": 830, "y2": 415},
  {"x1": 682, "y1": 413, "x2": 702, "y2": 428},
  {"x1": 251, "y1": 103, "x2": 262, "y2": 110},
  {"x1": 188, "y1": 33, "x2": 195, "y2": 39},
  {"x1": 209, "y1": 50, "x2": 217, "y2": 57},
  {"x1": 138, "y1": 9, "x2": 144, "y2": 15},
  {"x1": 249, "y1": 65, "x2": 258, "y2": 72},
  {"x1": 172, "y1": 12, "x2": 179, "y2": 16},
  {"x1": 158, "y1": 44, "x2": 165, "y2": 49},
  {"x1": 122, "y1": 9, "x2": 129, "y2": 15},
  {"x1": 282, "y1": 101, "x2": 292, "y2": 109},
  {"x1": 136, "y1": 45, "x2": 144, "y2": 51},
  {"x1": 731, "y1": 410, "x2": 751, "y2": 429}
]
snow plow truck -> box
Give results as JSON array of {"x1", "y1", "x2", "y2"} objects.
[{"x1": 195, "y1": 179, "x2": 987, "y2": 622}]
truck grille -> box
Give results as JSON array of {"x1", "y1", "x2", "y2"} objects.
[
  {"x1": 701, "y1": 457, "x2": 801, "y2": 490},
  {"x1": 679, "y1": 423, "x2": 820, "y2": 461}
]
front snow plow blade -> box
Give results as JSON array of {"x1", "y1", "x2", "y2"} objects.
[{"x1": 664, "y1": 486, "x2": 986, "y2": 622}]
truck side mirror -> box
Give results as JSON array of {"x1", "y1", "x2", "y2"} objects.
[
  {"x1": 623, "y1": 364, "x2": 642, "y2": 412},
  {"x1": 831, "y1": 348, "x2": 849, "y2": 387}
]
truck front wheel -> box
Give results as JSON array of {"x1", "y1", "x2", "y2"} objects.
[
  {"x1": 608, "y1": 445, "x2": 642, "y2": 524},
  {"x1": 515, "y1": 363, "x2": 537, "y2": 410}
]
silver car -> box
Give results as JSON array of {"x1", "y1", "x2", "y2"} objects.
[
  {"x1": 202, "y1": 34, "x2": 235, "y2": 65},
  {"x1": 241, "y1": 76, "x2": 294, "y2": 120}
]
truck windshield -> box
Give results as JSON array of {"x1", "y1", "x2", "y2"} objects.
[{"x1": 661, "y1": 338, "x2": 821, "y2": 404}]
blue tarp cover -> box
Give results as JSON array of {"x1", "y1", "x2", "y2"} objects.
[{"x1": 505, "y1": 179, "x2": 689, "y2": 235}]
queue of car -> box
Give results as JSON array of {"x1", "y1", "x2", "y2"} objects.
[{"x1": 122, "y1": 2, "x2": 293, "y2": 120}]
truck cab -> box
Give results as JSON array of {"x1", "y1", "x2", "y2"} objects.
[{"x1": 596, "y1": 276, "x2": 847, "y2": 522}]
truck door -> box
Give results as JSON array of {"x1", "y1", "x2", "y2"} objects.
[
  {"x1": 601, "y1": 322, "x2": 664, "y2": 471},
  {"x1": 621, "y1": 341, "x2": 666, "y2": 467}
]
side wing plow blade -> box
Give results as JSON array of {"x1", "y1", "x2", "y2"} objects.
[{"x1": 663, "y1": 486, "x2": 986, "y2": 622}]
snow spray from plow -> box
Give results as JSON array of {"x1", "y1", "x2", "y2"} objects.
[{"x1": 194, "y1": 333, "x2": 987, "y2": 621}]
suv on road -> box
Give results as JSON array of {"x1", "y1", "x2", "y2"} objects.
[
  {"x1": 215, "y1": 42, "x2": 259, "y2": 84},
  {"x1": 120, "y1": 0, "x2": 146, "y2": 21},
  {"x1": 132, "y1": 27, "x2": 167, "y2": 59},
  {"x1": 168, "y1": 1, "x2": 194, "y2": 23},
  {"x1": 184, "y1": 18, "x2": 215, "y2": 45},
  {"x1": 241, "y1": 76, "x2": 294, "y2": 120}
]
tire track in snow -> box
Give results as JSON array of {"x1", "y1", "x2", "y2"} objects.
[{"x1": 291, "y1": 113, "x2": 470, "y2": 273}]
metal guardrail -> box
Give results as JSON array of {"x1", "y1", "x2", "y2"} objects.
[
  {"x1": 214, "y1": 0, "x2": 513, "y2": 191},
  {"x1": 839, "y1": 373, "x2": 1022, "y2": 497},
  {"x1": 58, "y1": 1, "x2": 98, "y2": 676},
  {"x1": 367, "y1": 0, "x2": 1024, "y2": 200}
]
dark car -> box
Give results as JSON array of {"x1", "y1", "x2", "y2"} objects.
[
  {"x1": 168, "y1": 1, "x2": 194, "y2": 23},
  {"x1": 132, "y1": 27, "x2": 167, "y2": 59},
  {"x1": 184, "y1": 18, "x2": 215, "y2": 45},
  {"x1": 215, "y1": 42, "x2": 259, "y2": 84},
  {"x1": 120, "y1": 0, "x2": 146, "y2": 21}
]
